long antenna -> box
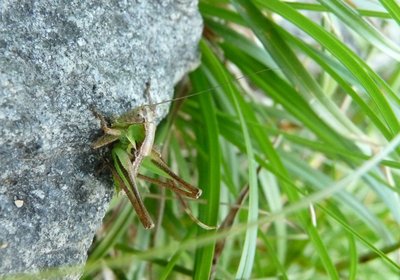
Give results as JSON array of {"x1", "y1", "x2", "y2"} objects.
[{"x1": 147, "y1": 67, "x2": 275, "y2": 107}]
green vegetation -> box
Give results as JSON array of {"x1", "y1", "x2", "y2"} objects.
[{"x1": 85, "y1": 1, "x2": 400, "y2": 279}]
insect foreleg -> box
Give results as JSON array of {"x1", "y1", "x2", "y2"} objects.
[{"x1": 91, "y1": 108, "x2": 122, "y2": 148}]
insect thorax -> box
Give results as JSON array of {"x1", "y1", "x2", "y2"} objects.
[{"x1": 115, "y1": 105, "x2": 155, "y2": 125}]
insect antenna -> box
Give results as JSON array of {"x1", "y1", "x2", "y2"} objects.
[{"x1": 142, "y1": 67, "x2": 275, "y2": 108}]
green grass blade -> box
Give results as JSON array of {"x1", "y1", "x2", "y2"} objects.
[
  {"x1": 86, "y1": 201, "x2": 135, "y2": 262},
  {"x1": 278, "y1": 134, "x2": 400, "y2": 214},
  {"x1": 284, "y1": 2, "x2": 393, "y2": 18},
  {"x1": 190, "y1": 67, "x2": 221, "y2": 280},
  {"x1": 199, "y1": 40, "x2": 259, "y2": 279},
  {"x1": 232, "y1": 0, "x2": 366, "y2": 140},
  {"x1": 379, "y1": 0, "x2": 400, "y2": 25},
  {"x1": 318, "y1": 0, "x2": 400, "y2": 61},
  {"x1": 254, "y1": 0, "x2": 400, "y2": 137}
]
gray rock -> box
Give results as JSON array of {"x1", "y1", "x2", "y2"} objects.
[{"x1": 0, "y1": 0, "x2": 202, "y2": 278}]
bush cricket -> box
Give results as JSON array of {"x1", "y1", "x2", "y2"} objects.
[
  {"x1": 92, "y1": 81, "x2": 206, "y2": 230},
  {"x1": 92, "y1": 69, "x2": 273, "y2": 229}
]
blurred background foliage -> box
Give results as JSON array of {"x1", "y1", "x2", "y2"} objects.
[{"x1": 84, "y1": 1, "x2": 400, "y2": 279}]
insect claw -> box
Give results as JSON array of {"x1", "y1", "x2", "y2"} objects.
[
  {"x1": 193, "y1": 189, "x2": 202, "y2": 199},
  {"x1": 144, "y1": 220, "x2": 155, "y2": 230}
]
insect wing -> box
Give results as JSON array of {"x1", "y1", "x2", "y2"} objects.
[{"x1": 112, "y1": 146, "x2": 155, "y2": 229}]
